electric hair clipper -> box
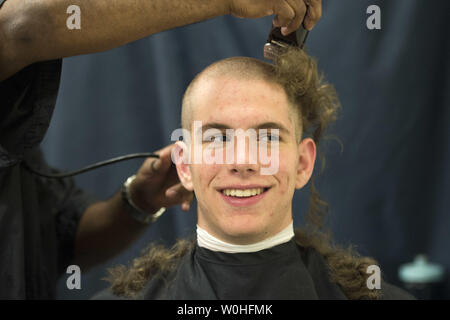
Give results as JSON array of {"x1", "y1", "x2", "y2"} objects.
[{"x1": 264, "y1": 25, "x2": 309, "y2": 61}]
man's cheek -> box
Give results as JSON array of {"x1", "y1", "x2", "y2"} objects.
[
  {"x1": 259, "y1": 142, "x2": 280, "y2": 175},
  {"x1": 276, "y1": 164, "x2": 296, "y2": 192},
  {"x1": 192, "y1": 166, "x2": 216, "y2": 192}
]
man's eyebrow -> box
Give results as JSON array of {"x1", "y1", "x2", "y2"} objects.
[
  {"x1": 198, "y1": 122, "x2": 291, "y2": 135},
  {"x1": 199, "y1": 123, "x2": 231, "y2": 133},
  {"x1": 254, "y1": 122, "x2": 291, "y2": 135}
]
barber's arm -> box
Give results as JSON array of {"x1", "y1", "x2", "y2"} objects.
[
  {"x1": 0, "y1": 0, "x2": 321, "y2": 80},
  {"x1": 74, "y1": 144, "x2": 193, "y2": 270}
]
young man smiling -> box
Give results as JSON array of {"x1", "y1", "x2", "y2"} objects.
[
  {"x1": 174, "y1": 59, "x2": 316, "y2": 247},
  {"x1": 100, "y1": 49, "x2": 414, "y2": 300}
]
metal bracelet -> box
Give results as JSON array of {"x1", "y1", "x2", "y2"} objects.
[{"x1": 121, "y1": 175, "x2": 166, "y2": 224}]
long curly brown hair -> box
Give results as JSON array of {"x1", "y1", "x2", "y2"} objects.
[{"x1": 106, "y1": 48, "x2": 381, "y2": 299}]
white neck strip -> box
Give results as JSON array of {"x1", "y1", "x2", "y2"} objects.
[{"x1": 196, "y1": 222, "x2": 294, "y2": 253}]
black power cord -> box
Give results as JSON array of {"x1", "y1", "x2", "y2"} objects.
[{"x1": 22, "y1": 152, "x2": 160, "y2": 178}]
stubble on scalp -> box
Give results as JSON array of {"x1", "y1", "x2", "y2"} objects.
[{"x1": 181, "y1": 48, "x2": 339, "y2": 144}]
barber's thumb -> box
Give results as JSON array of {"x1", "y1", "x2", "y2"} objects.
[
  {"x1": 150, "y1": 158, "x2": 162, "y2": 172},
  {"x1": 166, "y1": 187, "x2": 177, "y2": 197}
]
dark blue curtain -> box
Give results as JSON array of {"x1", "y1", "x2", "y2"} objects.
[{"x1": 41, "y1": 0, "x2": 450, "y2": 299}]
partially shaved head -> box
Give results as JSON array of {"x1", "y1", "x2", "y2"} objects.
[
  {"x1": 181, "y1": 57, "x2": 279, "y2": 131},
  {"x1": 181, "y1": 48, "x2": 339, "y2": 144}
]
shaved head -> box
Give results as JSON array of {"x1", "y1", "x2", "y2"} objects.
[
  {"x1": 181, "y1": 48, "x2": 340, "y2": 145},
  {"x1": 181, "y1": 57, "x2": 285, "y2": 132}
]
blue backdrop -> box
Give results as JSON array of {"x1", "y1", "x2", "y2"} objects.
[{"x1": 41, "y1": 0, "x2": 450, "y2": 299}]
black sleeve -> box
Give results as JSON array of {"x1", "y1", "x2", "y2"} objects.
[
  {"x1": 0, "y1": 58, "x2": 97, "y2": 298},
  {"x1": 0, "y1": 59, "x2": 62, "y2": 166},
  {"x1": 29, "y1": 149, "x2": 99, "y2": 274},
  {"x1": 0, "y1": 57, "x2": 93, "y2": 274},
  {"x1": 53, "y1": 176, "x2": 98, "y2": 273}
]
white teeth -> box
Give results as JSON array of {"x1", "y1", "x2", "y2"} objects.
[{"x1": 222, "y1": 188, "x2": 264, "y2": 197}]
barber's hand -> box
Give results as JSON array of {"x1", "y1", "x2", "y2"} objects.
[
  {"x1": 228, "y1": 0, "x2": 322, "y2": 34},
  {"x1": 129, "y1": 144, "x2": 194, "y2": 215}
]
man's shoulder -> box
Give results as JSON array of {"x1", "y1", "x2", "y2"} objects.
[
  {"x1": 295, "y1": 242, "x2": 415, "y2": 300},
  {"x1": 91, "y1": 288, "x2": 129, "y2": 300},
  {"x1": 92, "y1": 240, "x2": 194, "y2": 300},
  {"x1": 91, "y1": 271, "x2": 172, "y2": 300}
]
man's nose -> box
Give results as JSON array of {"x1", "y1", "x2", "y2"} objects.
[
  {"x1": 229, "y1": 162, "x2": 260, "y2": 176},
  {"x1": 227, "y1": 137, "x2": 260, "y2": 176}
]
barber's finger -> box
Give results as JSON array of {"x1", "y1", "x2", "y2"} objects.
[
  {"x1": 165, "y1": 184, "x2": 194, "y2": 212},
  {"x1": 181, "y1": 201, "x2": 190, "y2": 212},
  {"x1": 160, "y1": 162, "x2": 181, "y2": 187},
  {"x1": 157, "y1": 144, "x2": 175, "y2": 163},
  {"x1": 148, "y1": 157, "x2": 162, "y2": 173},
  {"x1": 144, "y1": 144, "x2": 174, "y2": 176},
  {"x1": 181, "y1": 191, "x2": 194, "y2": 211},
  {"x1": 165, "y1": 183, "x2": 192, "y2": 200},
  {"x1": 151, "y1": 144, "x2": 173, "y2": 171},
  {"x1": 273, "y1": 1, "x2": 295, "y2": 29},
  {"x1": 303, "y1": 0, "x2": 322, "y2": 30},
  {"x1": 281, "y1": 0, "x2": 307, "y2": 35}
]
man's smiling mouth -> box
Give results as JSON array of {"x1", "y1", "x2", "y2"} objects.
[
  {"x1": 217, "y1": 185, "x2": 271, "y2": 208},
  {"x1": 221, "y1": 188, "x2": 269, "y2": 198}
]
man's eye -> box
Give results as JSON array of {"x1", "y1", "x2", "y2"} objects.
[
  {"x1": 203, "y1": 134, "x2": 229, "y2": 142},
  {"x1": 218, "y1": 135, "x2": 230, "y2": 142},
  {"x1": 259, "y1": 134, "x2": 279, "y2": 142}
]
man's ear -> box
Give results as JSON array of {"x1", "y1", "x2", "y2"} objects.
[
  {"x1": 173, "y1": 141, "x2": 194, "y2": 191},
  {"x1": 295, "y1": 138, "x2": 316, "y2": 189}
]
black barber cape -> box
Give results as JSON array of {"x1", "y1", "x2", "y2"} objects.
[
  {"x1": 95, "y1": 238, "x2": 414, "y2": 300},
  {"x1": 157, "y1": 238, "x2": 345, "y2": 299},
  {"x1": 0, "y1": 61, "x2": 97, "y2": 299}
]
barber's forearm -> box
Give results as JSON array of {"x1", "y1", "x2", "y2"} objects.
[
  {"x1": 74, "y1": 192, "x2": 149, "y2": 270},
  {"x1": 1, "y1": 0, "x2": 229, "y2": 79},
  {"x1": 33, "y1": 0, "x2": 229, "y2": 56}
]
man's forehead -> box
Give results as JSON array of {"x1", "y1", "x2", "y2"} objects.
[
  {"x1": 192, "y1": 76, "x2": 288, "y2": 110},
  {"x1": 196, "y1": 74, "x2": 281, "y2": 94},
  {"x1": 187, "y1": 79, "x2": 294, "y2": 133}
]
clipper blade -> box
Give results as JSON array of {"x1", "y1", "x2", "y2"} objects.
[{"x1": 264, "y1": 25, "x2": 309, "y2": 61}]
